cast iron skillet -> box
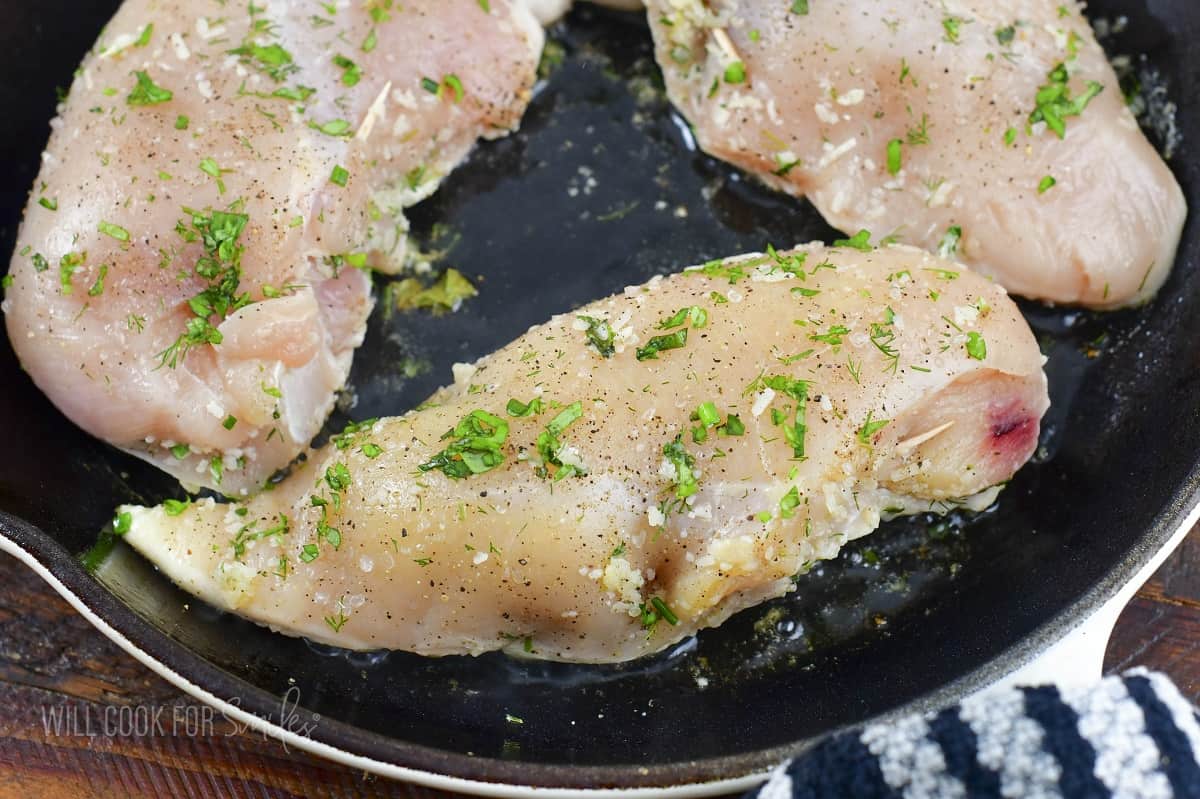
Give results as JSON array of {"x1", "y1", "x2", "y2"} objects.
[{"x1": 0, "y1": 0, "x2": 1197, "y2": 791}]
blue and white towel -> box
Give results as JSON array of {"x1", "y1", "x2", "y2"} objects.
[{"x1": 751, "y1": 669, "x2": 1200, "y2": 799}]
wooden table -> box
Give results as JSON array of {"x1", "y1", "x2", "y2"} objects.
[{"x1": 0, "y1": 533, "x2": 1196, "y2": 799}]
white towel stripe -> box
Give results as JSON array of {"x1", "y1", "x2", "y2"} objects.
[
  {"x1": 960, "y1": 685, "x2": 1063, "y2": 799},
  {"x1": 860, "y1": 715, "x2": 966, "y2": 799},
  {"x1": 1060, "y1": 676, "x2": 1172, "y2": 799},
  {"x1": 758, "y1": 761, "x2": 794, "y2": 799},
  {"x1": 1140, "y1": 668, "x2": 1200, "y2": 765}
]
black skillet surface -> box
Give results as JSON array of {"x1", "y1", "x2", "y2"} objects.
[{"x1": 0, "y1": 0, "x2": 1198, "y2": 790}]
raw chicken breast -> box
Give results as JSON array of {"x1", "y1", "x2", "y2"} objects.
[
  {"x1": 2, "y1": 0, "x2": 543, "y2": 495},
  {"x1": 120, "y1": 243, "x2": 1049, "y2": 662},
  {"x1": 645, "y1": 0, "x2": 1186, "y2": 309}
]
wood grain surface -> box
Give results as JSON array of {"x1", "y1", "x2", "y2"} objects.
[{"x1": 0, "y1": 531, "x2": 1196, "y2": 799}]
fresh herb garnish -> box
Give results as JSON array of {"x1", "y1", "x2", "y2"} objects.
[
  {"x1": 535, "y1": 402, "x2": 585, "y2": 480},
  {"x1": 636, "y1": 329, "x2": 687, "y2": 361},
  {"x1": 832, "y1": 229, "x2": 872, "y2": 251},
  {"x1": 1030, "y1": 62, "x2": 1103, "y2": 139},
  {"x1": 127, "y1": 71, "x2": 173, "y2": 106},
  {"x1": 966, "y1": 331, "x2": 987, "y2": 360},
  {"x1": 506, "y1": 397, "x2": 543, "y2": 418},
  {"x1": 332, "y1": 54, "x2": 362, "y2": 87},
  {"x1": 937, "y1": 225, "x2": 962, "y2": 259},
  {"x1": 857, "y1": 411, "x2": 890, "y2": 445},
  {"x1": 387, "y1": 268, "x2": 478, "y2": 314},
  {"x1": 578, "y1": 315, "x2": 616, "y2": 357},
  {"x1": 886, "y1": 138, "x2": 902, "y2": 175},
  {"x1": 662, "y1": 435, "x2": 698, "y2": 499},
  {"x1": 156, "y1": 208, "x2": 250, "y2": 369},
  {"x1": 419, "y1": 410, "x2": 509, "y2": 479}
]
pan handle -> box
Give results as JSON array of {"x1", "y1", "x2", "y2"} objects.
[{"x1": 987, "y1": 518, "x2": 1196, "y2": 690}]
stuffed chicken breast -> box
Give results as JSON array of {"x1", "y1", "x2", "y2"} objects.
[
  {"x1": 120, "y1": 242, "x2": 1049, "y2": 662},
  {"x1": 3, "y1": 0, "x2": 543, "y2": 495}
]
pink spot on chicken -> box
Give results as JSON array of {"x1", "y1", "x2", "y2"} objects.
[{"x1": 984, "y1": 401, "x2": 1040, "y2": 473}]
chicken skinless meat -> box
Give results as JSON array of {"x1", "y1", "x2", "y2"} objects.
[
  {"x1": 2, "y1": 0, "x2": 543, "y2": 496},
  {"x1": 120, "y1": 244, "x2": 1049, "y2": 662},
  {"x1": 644, "y1": 0, "x2": 1186, "y2": 309}
]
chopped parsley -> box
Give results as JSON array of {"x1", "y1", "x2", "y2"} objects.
[
  {"x1": 1030, "y1": 63, "x2": 1103, "y2": 139},
  {"x1": 330, "y1": 165, "x2": 349, "y2": 187},
  {"x1": 937, "y1": 225, "x2": 962, "y2": 259},
  {"x1": 832, "y1": 229, "x2": 872, "y2": 251},
  {"x1": 419, "y1": 410, "x2": 509, "y2": 479},
  {"x1": 134, "y1": 23, "x2": 154, "y2": 47},
  {"x1": 156, "y1": 208, "x2": 250, "y2": 369},
  {"x1": 809, "y1": 324, "x2": 850, "y2": 347},
  {"x1": 762, "y1": 376, "x2": 809, "y2": 459},
  {"x1": 229, "y1": 42, "x2": 297, "y2": 82},
  {"x1": 857, "y1": 411, "x2": 890, "y2": 445},
  {"x1": 232, "y1": 514, "x2": 289, "y2": 559},
  {"x1": 387, "y1": 268, "x2": 478, "y2": 314},
  {"x1": 636, "y1": 329, "x2": 687, "y2": 361},
  {"x1": 271, "y1": 85, "x2": 316, "y2": 102},
  {"x1": 966, "y1": 331, "x2": 988, "y2": 360},
  {"x1": 421, "y1": 74, "x2": 465, "y2": 102},
  {"x1": 535, "y1": 402, "x2": 585, "y2": 480},
  {"x1": 98, "y1": 221, "x2": 130, "y2": 242},
  {"x1": 662, "y1": 435, "x2": 699, "y2": 499},
  {"x1": 308, "y1": 118, "x2": 352, "y2": 137},
  {"x1": 578, "y1": 315, "x2": 616, "y2": 357},
  {"x1": 58, "y1": 251, "x2": 84, "y2": 295},
  {"x1": 443, "y1": 74, "x2": 465, "y2": 103},
  {"x1": 1038, "y1": 175, "x2": 1057, "y2": 193},
  {"x1": 127, "y1": 71, "x2": 173, "y2": 106},
  {"x1": 942, "y1": 15, "x2": 965, "y2": 44},
  {"x1": 333, "y1": 54, "x2": 362, "y2": 87},
  {"x1": 689, "y1": 258, "x2": 748, "y2": 283},
  {"x1": 691, "y1": 402, "x2": 745, "y2": 443},
  {"x1": 112, "y1": 511, "x2": 133, "y2": 535},
  {"x1": 506, "y1": 397, "x2": 543, "y2": 417},
  {"x1": 886, "y1": 138, "x2": 902, "y2": 175},
  {"x1": 87, "y1": 264, "x2": 108, "y2": 297},
  {"x1": 331, "y1": 418, "x2": 382, "y2": 458},
  {"x1": 779, "y1": 485, "x2": 802, "y2": 519},
  {"x1": 657, "y1": 305, "x2": 708, "y2": 330},
  {"x1": 637, "y1": 306, "x2": 707, "y2": 361}
]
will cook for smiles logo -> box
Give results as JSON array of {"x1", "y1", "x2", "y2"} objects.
[{"x1": 38, "y1": 686, "x2": 320, "y2": 750}]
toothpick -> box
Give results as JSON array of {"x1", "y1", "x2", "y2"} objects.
[
  {"x1": 896, "y1": 421, "x2": 956, "y2": 451},
  {"x1": 355, "y1": 80, "x2": 393, "y2": 142},
  {"x1": 711, "y1": 27, "x2": 742, "y2": 65}
]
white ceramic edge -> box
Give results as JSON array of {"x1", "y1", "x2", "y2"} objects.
[
  {"x1": 0, "y1": 535, "x2": 768, "y2": 799},
  {"x1": 3, "y1": 505, "x2": 1196, "y2": 798},
  {"x1": 985, "y1": 502, "x2": 1200, "y2": 693}
]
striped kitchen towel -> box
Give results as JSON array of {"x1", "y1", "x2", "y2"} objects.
[{"x1": 752, "y1": 669, "x2": 1200, "y2": 799}]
